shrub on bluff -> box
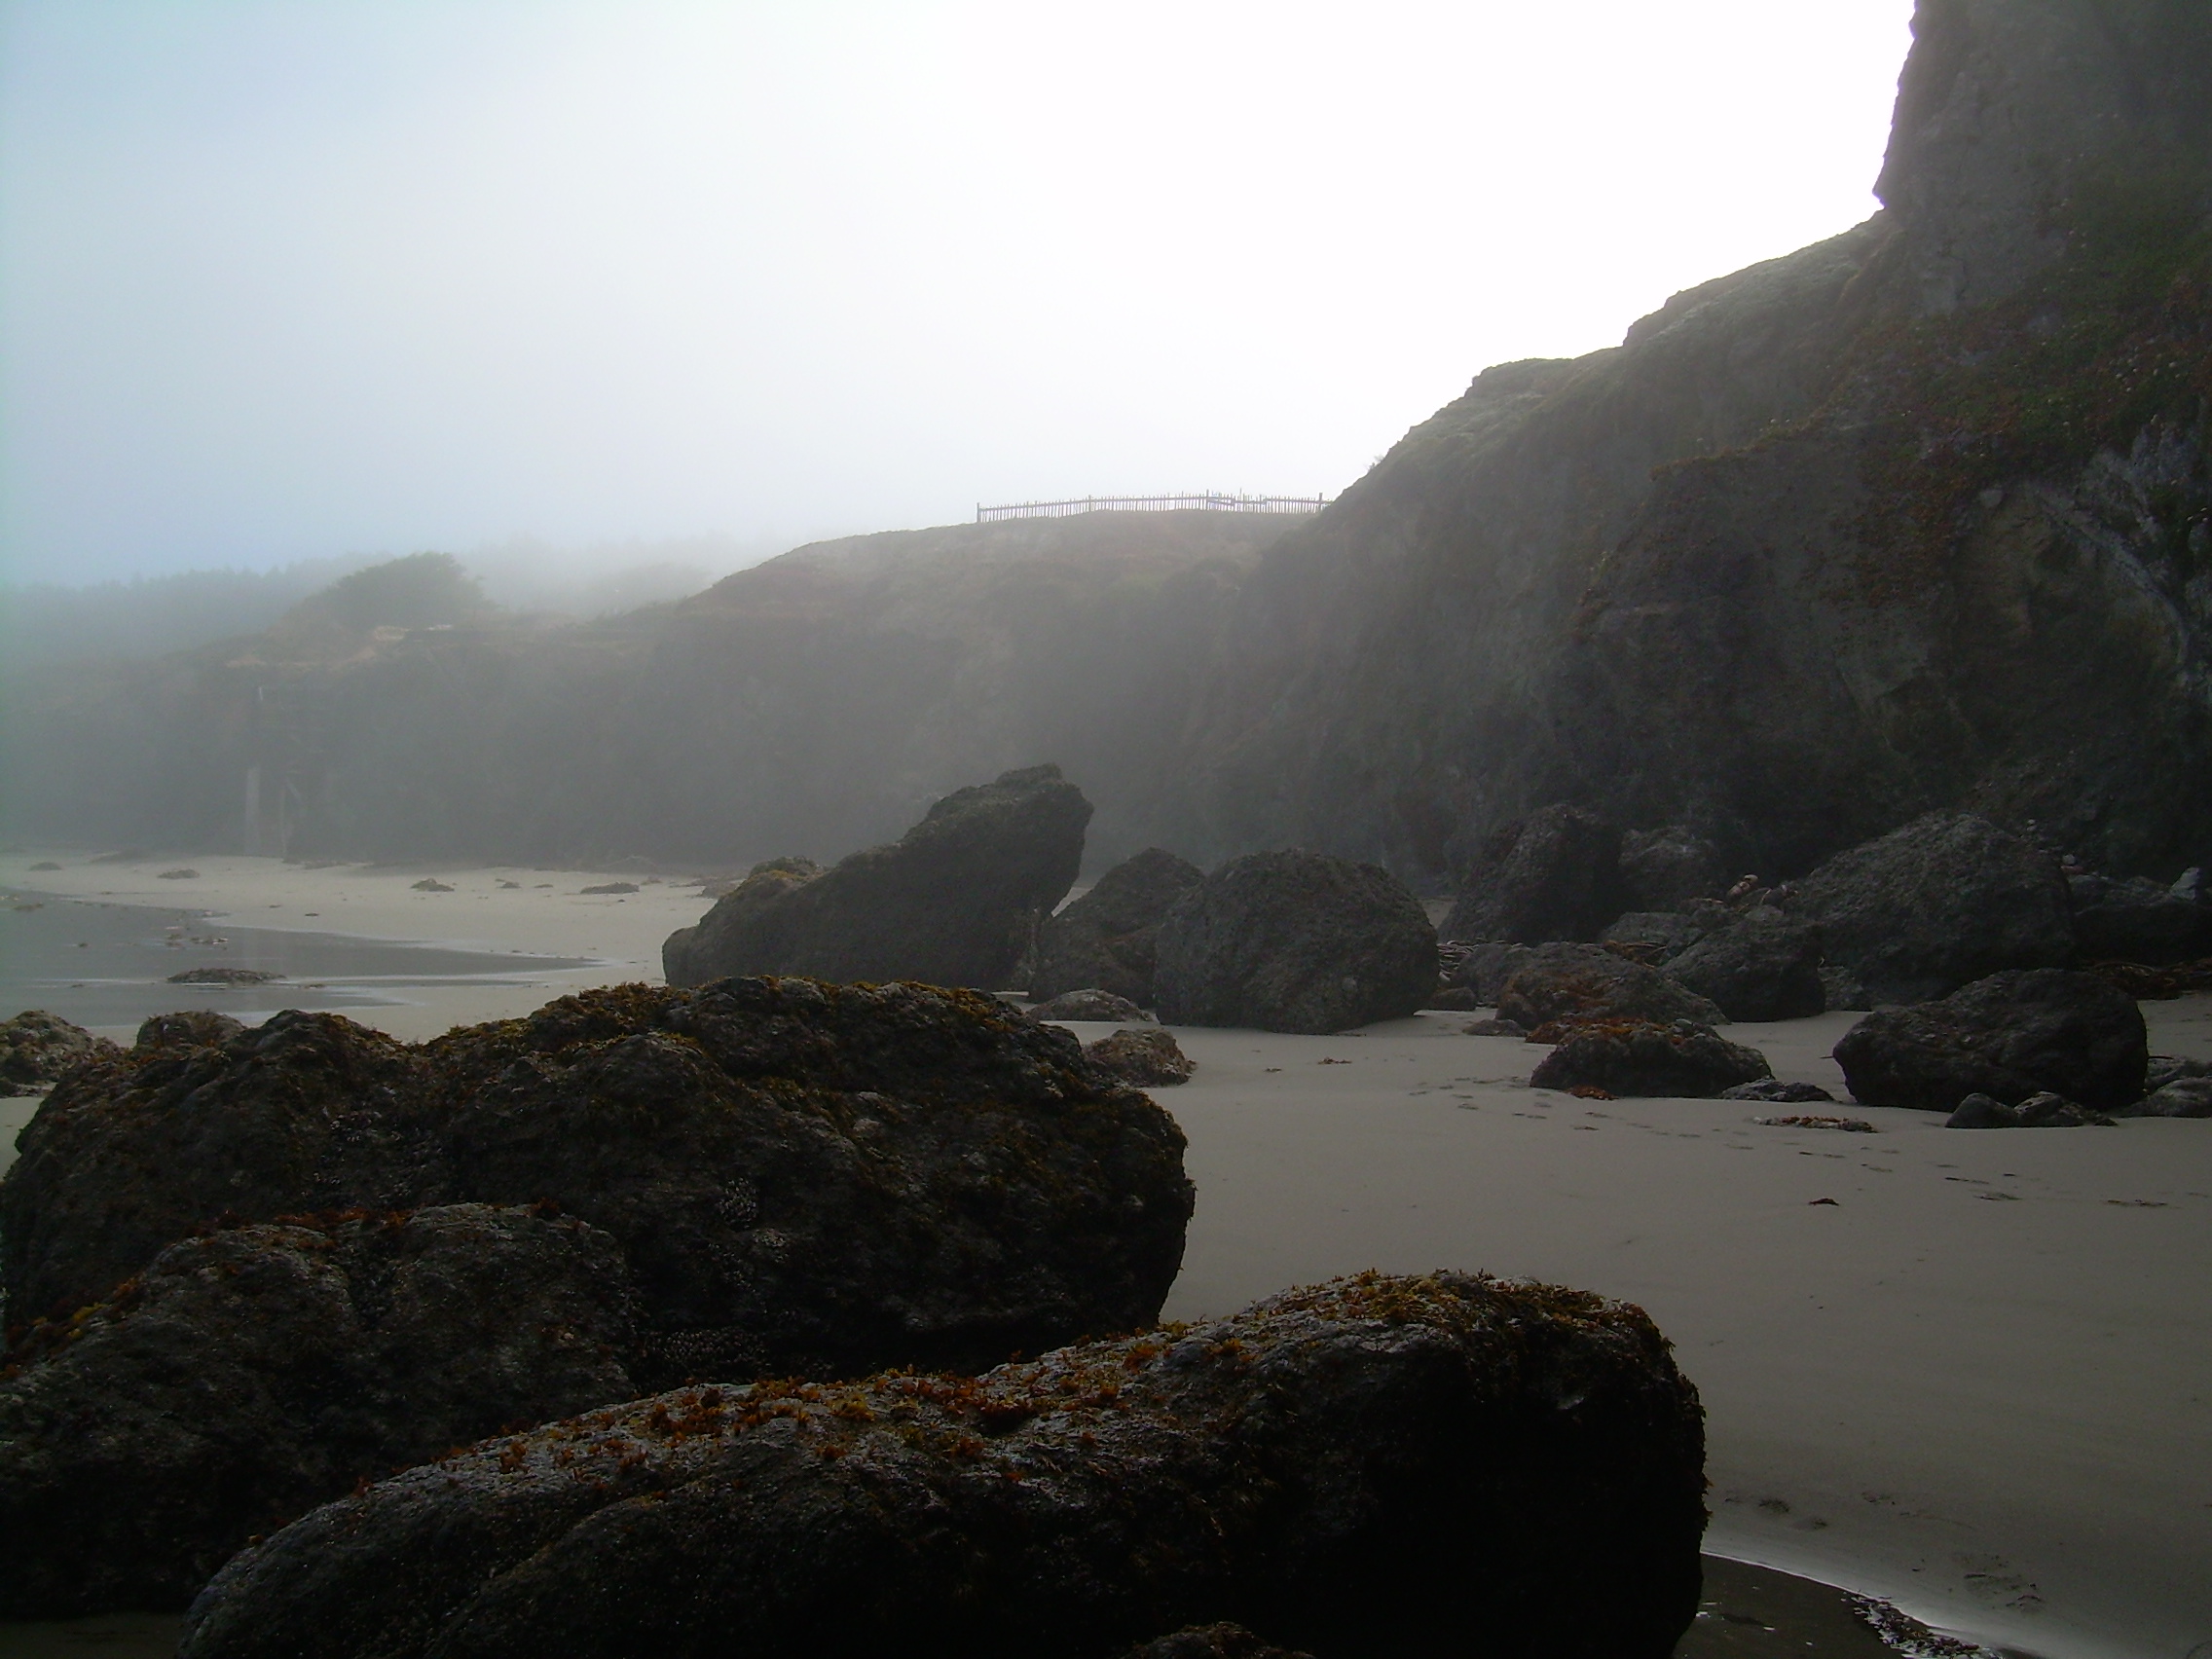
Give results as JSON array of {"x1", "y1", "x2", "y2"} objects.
[{"x1": 177, "y1": 1272, "x2": 1707, "y2": 1659}]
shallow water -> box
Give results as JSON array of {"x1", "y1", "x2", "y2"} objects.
[
  {"x1": 0, "y1": 892, "x2": 592, "y2": 1031},
  {"x1": 0, "y1": 1560, "x2": 2000, "y2": 1657}
]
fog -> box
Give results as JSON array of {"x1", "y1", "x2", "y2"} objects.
[{"x1": 0, "y1": 0, "x2": 1913, "y2": 590}]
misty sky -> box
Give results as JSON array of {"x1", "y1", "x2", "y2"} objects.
[{"x1": 1, "y1": 0, "x2": 1916, "y2": 587}]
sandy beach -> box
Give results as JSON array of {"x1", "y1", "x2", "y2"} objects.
[{"x1": 3, "y1": 850, "x2": 2209, "y2": 1658}]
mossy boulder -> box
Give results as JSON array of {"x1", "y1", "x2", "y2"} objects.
[{"x1": 178, "y1": 1272, "x2": 1707, "y2": 1659}]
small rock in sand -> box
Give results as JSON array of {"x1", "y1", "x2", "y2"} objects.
[
  {"x1": 1084, "y1": 1027, "x2": 1195, "y2": 1086},
  {"x1": 1530, "y1": 1018, "x2": 1771, "y2": 1099},
  {"x1": 1946, "y1": 1091, "x2": 2114, "y2": 1128},
  {"x1": 1462, "y1": 1016, "x2": 1529, "y2": 1037},
  {"x1": 1719, "y1": 1079, "x2": 1838, "y2": 1103},
  {"x1": 410, "y1": 878, "x2": 454, "y2": 893},
  {"x1": 166, "y1": 967, "x2": 280, "y2": 985},
  {"x1": 156, "y1": 868, "x2": 200, "y2": 880}
]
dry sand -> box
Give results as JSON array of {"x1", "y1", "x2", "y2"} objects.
[{"x1": 3, "y1": 850, "x2": 2209, "y2": 1659}]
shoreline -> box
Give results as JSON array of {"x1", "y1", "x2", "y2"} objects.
[{"x1": 3, "y1": 851, "x2": 2208, "y2": 1658}]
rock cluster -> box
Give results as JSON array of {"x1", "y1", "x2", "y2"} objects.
[
  {"x1": 177, "y1": 1272, "x2": 1707, "y2": 1659},
  {"x1": 0, "y1": 979, "x2": 1192, "y2": 1613},
  {"x1": 663, "y1": 765, "x2": 1092, "y2": 990},
  {"x1": 1031, "y1": 847, "x2": 1205, "y2": 1006},
  {"x1": 1153, "y1": 850, "x2": 1436, "y2": 1034},
  {"x1": 1946, "y1": 1092, "x2": 2112, "y2": 1129}
]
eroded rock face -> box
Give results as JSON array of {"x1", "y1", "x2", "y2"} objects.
[
  {"x1": 0, "y1": 1013, "x2": 122, "y2": 1098},
  {"x1": 1530, "y1": 1021, "x2": 1772, "y2": 1099},
  {"x1": 1618, "y1": 828, "x2": 1730, "y2": 913},
  {"x1": 0, "y1": 1205, "x2": 636, "y2": 1615},
  {"x1": 1495, "y1": 944, "x2": 1724, "y2": 1033},
  {"x1": 3, "y1": 981, "x2": 1193, "y2": 1381},
  {"x1": 662, "y1": 765, "x2": 1092, "y2": 990},
  {"x1": 177, "y1": 1272, "x2": 1707, "y2": 1659},
  {"x1": 1661, "y1": 907, "x2": 1825, "y2": 1022},
  {"x1": 1032, "y1": 848, "x2": 1205, "y2": 1005},
  {"x1": 1785, "y1": 814, "x2": 2073, "y2": 1007},
  {"x1": 1154, "y1": 851, "x2": 1436, "y2": 1035},
  {"x1": 1442, "y1": 805, "x2": 1625, "y2": 944},
  {"x1": 1832, "y1": 969, "x2": 2147, "y2": 1111}
]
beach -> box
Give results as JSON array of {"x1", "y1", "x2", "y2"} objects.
[{"x1": 3, "y1": 851, "x2": 2209, "y2": 1658}]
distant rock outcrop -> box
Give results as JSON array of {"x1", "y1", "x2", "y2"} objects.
[
  {"x1": 177, "y1": 1273, "x2": 1707, "y2": 1659},
  {"x1": 0, "y1": 1013, "x2": 118, "y2": 1098},
  {"x1": 1785, "y1": 813, "x2": 2073, "y2": 1008},
  {"x1": 1031, "y1": 847, "x2": 1205, "y2": 1005},
  {"x1": 663, "y1": 765, "x2": 1092, "y2": 990},
  {"x1": 1153, "y1": 851, "x2": 1436, "y2": 1034},
  {"x1": 1833, "y1": 969, "x2": 2147, "y2": 1112},
  {"x1": 1617, "y1": 828, "x2": 1730, "y2": 914}
]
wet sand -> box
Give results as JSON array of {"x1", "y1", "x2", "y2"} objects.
[{"x1": 3, "y1": 850, "x2": 2208, "y2": 1658}]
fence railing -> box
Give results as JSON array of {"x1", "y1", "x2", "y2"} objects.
[{"x1": 977, "y1": 492, "x2": 1328, "y2": 523}]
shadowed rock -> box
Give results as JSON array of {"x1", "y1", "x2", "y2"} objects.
[
  {"x1": 1442, "y1": 805, "x2": 1625, "y2": 945},
  {"x1": 2114, "y1": 1077, "x2": 2212, "y2": 1119},
  {"x1": 176, "y1": 1272, "x2": 1706, "y2": 1659},
  {"x1": 1496, "y1": 944, "x2": 1724, "y2": 1033},
  {"x1": 1833, "y1": 969, "x2": 2146, "y2": 1112},
  {"x1": 1120, "y1": 1626, "x2": 1312, "y2": 1659},
  {"x1": 1617, "y1": 828, "x2": 1730, "y2": 913},
  {"x1": 0, "y1": 1205, "x2": 636, "y2": 1615},
  {"x1": 1031, "y1": 988, "x2": 1151, "y2": 1023},
  {"x1": 1661, "y1": 907, "x2": 1825, "y2": 1022},
  {"x1": 1786, "y1": 814, "x2": 2072, "y2": 1008},
  {"x1": 2068, "y1": 872, "x2": 2207, "y2": 966},
  {"x1": 662, "y1": 765, "x2": 1092, "y2": 990},
  {"x1": 1945, "y1": 1091, "x2": 2112, "y2": 1128},
  {"x1": 1154, "y1": 852, "x2": 1436, "y2": 1034},
  {"x1": 1530, "y1": 1020, "x2": 1772, "y2": 1099},
  {"x1": 1032, "y1": 848, "x2": 1205, "y2": 1005}
]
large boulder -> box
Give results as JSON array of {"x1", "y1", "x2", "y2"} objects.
[
  {"x1": 1083, "y1": 1028, "x2": 1195, "y2": 1088},
  {"x1": 4, "y1": 980, "x2": 1191, "y2": 1382},
  {"x1": 177, "y1": 1272, "x2": 1707, "y2": 1659},
  {"x1": 1832, "y1": 969, "x2": 2147, "y2": 1112},
  {"x1": 1031, "y1": 848, "x2": 1206, "y2": 1004},
  {"x1": 1154, "y1": 851, "x2": 1437, "y2": 1034},
  {"x1": 1617, "y1": 827, "x2": 1730, "y2": 913},
  {"x1": 662, "y1": 764, "x2": 1093, "y2": 990},
  {"x1": 2068, "y1": 873, "x2": 2206, "y2": 965},
  {"x1": 1660, "y1": 907, "x2": 1825, "y2": 1022},
  {"x1": 1442, "y1": 804, "x2": 1625, "y2": 944},
  {"x1": 0, "y1": 1204, "x2": 635, "y2": 1615},
  {"x1": 1530, "y1": 1021, "x2": 1773, "y2": 1099},
  {"x1": 1783, "y1": 813, "x2": 2072, "y2": 1007},
  {"x1": 1495, "y1": 943, "x2": 1724, "y2": 1032},
  {"x1": 0, "y1": 1013, "x2": 122, "y2": 1097},
  {"x1": 0, "y1": 980, "x2": 1191, "y2": 1614}
]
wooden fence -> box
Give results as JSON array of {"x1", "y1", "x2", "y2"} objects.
[{"x1": 977, "y1": 492, "x2": 1327, "y2": 523}]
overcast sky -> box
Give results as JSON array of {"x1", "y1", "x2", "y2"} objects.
[{"x1": 0, "y1": 0, "x2": 1917, "y2": 587}]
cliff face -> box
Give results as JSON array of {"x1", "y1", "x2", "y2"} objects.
[{"x1": 1167, "y1": 0, "x2": 2212, "y2": 883}]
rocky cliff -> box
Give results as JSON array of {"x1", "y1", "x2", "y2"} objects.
[{"x1": 1166, "y1": 0, "x2": 2212, "y2": 884}]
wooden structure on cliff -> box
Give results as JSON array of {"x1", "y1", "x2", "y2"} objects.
[{"x1": 977, "y1": 492, "x2": 1327, "y2": 523}]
